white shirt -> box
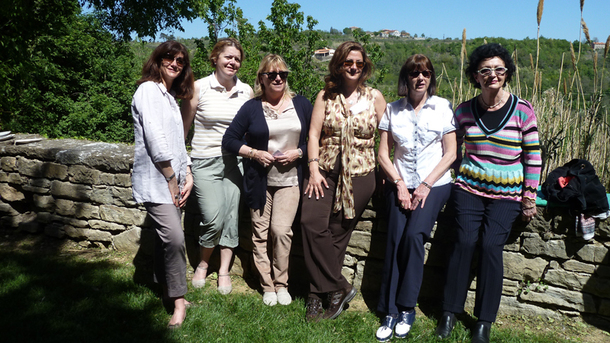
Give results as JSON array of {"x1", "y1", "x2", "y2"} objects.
[
  {"x1": 378, "y1": 95, "x2": 457, "y2": 189},
  {"x1": 131, "y1": 81, "x2": 189, "y2": 204},
  {"x1": 191, "y1": 73, "x2": 252, "y2": 158}
]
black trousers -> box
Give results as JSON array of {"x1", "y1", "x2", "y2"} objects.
[
  {"x1": 441, "y1": 186, "x2": 521, "y2": 322},
  {"x1": 377, "y1": 183, "x2": 451, "y2": 314}
]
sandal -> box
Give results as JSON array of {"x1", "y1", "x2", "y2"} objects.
[
  {"x1": 191, "y1": 267, "x2": 207, "y2": 289},
  {"x1": 217, "y1": 274, "x2": 232, "y2": 295}
]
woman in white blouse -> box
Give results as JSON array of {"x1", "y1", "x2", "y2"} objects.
[
  {"x1": 181, "y1": 38, "x2": 253, "y2": 294},
  {"x1": 222, "y1": 54, "x2": 312, "y2": 306},
  {"x1": 374, "y1": 54, "x2": 457, "y2": 342},
  {"x1": 131, "y1": 41, "x2": 195, "y2": 328}
]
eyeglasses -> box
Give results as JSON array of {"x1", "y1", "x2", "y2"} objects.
[
  {"x1": 343, "y1": 60, "x2": 365, "y2": 69},
  {"x1": 409, "y1": 70, "x2": 432, "y2": 78},
  {"x1": 162, "y1": 55, "x2": 185, "y2": 68},
  {"x1": 477, "y1": 67, "x2": 508, "y2": 76},
  {"x1": 262, "y1": 71, "x2": 289, "y2": 80}
]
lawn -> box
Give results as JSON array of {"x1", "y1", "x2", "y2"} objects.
[{"x1": 1, "y1": 231, "x2": 605, "y2": 343}]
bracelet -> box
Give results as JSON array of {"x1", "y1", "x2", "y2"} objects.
[
  {"x1": 393, "y1": 179, "x2": 402, "y2": 184},
  {"x1": 165, "y1": 172, "x2": 176, "y2": 182},
  {"x1": 308, "y1": 158, "x2": 320, "y2": 163},
  {"x1": 186, "y1": 172, "x2": 192, "y2": 176},
  {"x1": 248, "y1": 148, "x2": 256, "y2": 159},
  {"x1": 421, "y1": 181, "x2": 432, "y2": 189}
]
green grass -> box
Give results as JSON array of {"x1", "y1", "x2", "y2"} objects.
[{"x1": 0, "y1": 241, "x2": 584, "y2": 343}]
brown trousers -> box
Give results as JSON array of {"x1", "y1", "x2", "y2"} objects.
[
  {"x1": 301, "y1": 161, "x2": 375, "y2": 296},
  {"x1": 251, "y1": 185, "x2": 300, "y2": 292}
]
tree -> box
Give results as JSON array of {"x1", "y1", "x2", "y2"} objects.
[
  {"x1": 81, "y1": 0, "x2": 198, "y2": 40},
  {"x1": 194, "y1": 0, "x2": 239, "y2": 44},
  {"x1": 330, "y1": 27, "x2": 340, "y2": 35},
  {"x1": 343, "y1": 27, "x2": 352, "y2": 35}
]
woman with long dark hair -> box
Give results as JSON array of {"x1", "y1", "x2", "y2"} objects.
[{"x1": 132, "y1": 41, "x2": 195, "y2": 328}]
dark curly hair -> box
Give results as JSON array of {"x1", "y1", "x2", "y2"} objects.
[
  {"x1": 465, "y1": 43, "x2": 516, "y2": 89},
  {"x1": 397, "y1": 54, "x2": 437, "y2": 98},
  {"x1": 323, "y1": 41, "x2": 373, "y2": 100},
  {"x1": 137, "y1": 41, "x2": 194, "y2": 100}
]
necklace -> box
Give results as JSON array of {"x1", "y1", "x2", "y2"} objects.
[
  {"x1": 266, "y1": 96, "x2": 285, "y2": 111},
  {"x1": 480, "y1": 93, "x2": 504, "y2": 109}
]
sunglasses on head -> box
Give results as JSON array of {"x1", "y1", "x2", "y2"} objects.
[
  {"x1": 343, "y1": 60, "x2": 365, "y2": 69},
  {"x1": 477, "y1": 67, "x2": 508, "y2": 76},
  {"x1": 262, "y1": 71, "x2": 289, "y2": 80},
  {"x1": 409, "y1": 70, "x2": 432, "y2": 78},
  {"x1": 162, "y1": 54, "x2": 185, "y2": 68}
]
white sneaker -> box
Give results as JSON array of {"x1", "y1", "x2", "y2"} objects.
[
  {"x1": 276, "y1": 288, "x2": 292, "y2": 305},
  {"x1": 263, "y1": 292, "x2": 278, "y2": 306}
]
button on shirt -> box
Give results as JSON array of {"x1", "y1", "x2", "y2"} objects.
[
  {"x1": 132, "y1": 81, "x2": 189, "y2": 204},
  {"x1": 378, "y1": 96, "x2": 457, "y2": 189}
]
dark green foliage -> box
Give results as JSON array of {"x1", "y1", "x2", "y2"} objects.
[{"x1": 1, "y1": 9, "x2": 139, "y2": 142}]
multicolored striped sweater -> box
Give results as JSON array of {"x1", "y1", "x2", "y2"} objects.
[{"x1": 454, "y1": 94, "x2": 541, "y2": 202}]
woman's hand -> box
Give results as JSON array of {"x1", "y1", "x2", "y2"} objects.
[
  {"x1": 168, "y1": 178, "x2": 180, "y2": 207},
  {"x1": 409, "y1": 183, "x2": 431, "y2": 211},
  {"x1": 396, "y1": 181, "x2": 412, "y2": 210},
  {"x1": 254, "y1": 150, "x2": 275, "y2": 167},
  {"x1": 305, "y1": 169, "x2": 329, "y2": 200},
  {"x1": 179, "y1": 171, "x2": 193, "y2": 208},
  {"x1": 521, "y1": 198, "x2": 537, "y2": 221},
  {"x1": 275, "y1": 149, "x2": 300, "y2": 165}
]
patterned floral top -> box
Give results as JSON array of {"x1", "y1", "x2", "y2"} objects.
[{"x1": 319, "y1": 86, "x2": 378, "y2": 219}]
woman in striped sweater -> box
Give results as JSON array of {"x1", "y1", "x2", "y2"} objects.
[{"x1": 435, "y1": 43, "x2": 541, "y2": 343}]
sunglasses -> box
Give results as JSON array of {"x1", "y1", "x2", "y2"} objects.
[
  {"x1": 262, "y1": 71, "x2": 289, "y2": 80},
  {"x1": 477, "y1": 67, "x2": 508, "y2": 76},
  {"x1": 162, "y1": 55, "x2": 185, "y2": 68},
  {"x1": 343, "y1": 60, "x2": 365, "y2": 69},
  {"x1": 409, "y1": 70, "x2": 432, "y2": 78}
]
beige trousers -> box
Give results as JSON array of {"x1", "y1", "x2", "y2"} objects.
[{"x1": 250, "y1": 185, "x2": 300, "y2": 292}]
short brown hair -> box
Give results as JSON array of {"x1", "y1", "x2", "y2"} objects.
[
  {"x1": 209, "y1": 38, "x2": 244, "y2": 68},
  {"x1": 323, "y1": 41, "x2": 373, "y2": 100},
  {"x1": 397, "y1": 54, "x2": 437, "y2": 98}
]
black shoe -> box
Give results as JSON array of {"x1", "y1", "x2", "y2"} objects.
[
  {"x1": 435, "y1": 313, "x2": 456, "y2": 339},
  {"x1": 322, "y1": 285, "x2": 357, "y2": 320},
  {"x1": 305, "y1": 296, "x2": 324, "y2": 323},
  {"x1": 471, "y1": 322, "x2": 491, "y2": 343}
]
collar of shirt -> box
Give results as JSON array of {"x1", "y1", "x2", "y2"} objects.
[{"x1": 403, "y1": 96, "x2": 437, "y2": 112}]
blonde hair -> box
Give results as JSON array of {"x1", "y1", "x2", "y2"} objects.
[{"x1": 254, "y1": 54, "x2": 295, "y2": 99}]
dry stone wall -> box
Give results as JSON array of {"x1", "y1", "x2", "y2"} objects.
[{"x1": 1, "y1": 136, "x2": 609, "y2": 324}]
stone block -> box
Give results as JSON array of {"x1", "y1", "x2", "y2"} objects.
[
  {"x1": 522, "y1": 234, "x2": 570, "y2": 259},
  {"x1": 353, "y1": 260, "x2": 366, "y2": 290},
  {"x1": 90, "y1": 186, "x2": 113, "y2": 204},
  {"x1": 360, "y1": 209, "x2": 376, "y2": 219},
  {"x1": 22, "y1": 178, "x2": 52, "y2": 194},
  {"x1": 0, "y1": 183, "x2": 25, "y2": 202},
  {"x1": 89, "y1": 219, "x2": 125, "y2": 232},
  {"x1": 50, "y1": 180, "x2": 92, "y2": 201},
  {"x1": 343, "y1": 254, "x2": 357, "y2": 267},
  {"x1": 0, "y1": 201, "x2": 19, "y2": 216},
  {"x1": 74, "y1": 203, "x2": 100, "y2": 220},
  {"x1": 562, "y1": 260, "x2": 596, "y2": 274},
  {"x1": 354, "y1": 220, "x2": 373, "y2": 232},
  {"x1": 33, "y1": 194, "x2": 55, "y2": 211},
  {"x1": 36, "y1": 212, "x2": 88, "y2": 227},
  {"x1": 99, "y1": 173, "x2": 114, "y2": 185},
  {"x1": 111, "y1": 187, "x2": 136, "y2": 207},
  {"x1": 68, "y1": 165, "x2": 101, "y2": 184},
  {"x1": 55, "y1": 198, "x2": 76, "y2": 216},
  {"x1": 519, "y1": 285, "x2": 596, "y2": 313},
  {"x1": 346, "y1": 230, "x2": 371, "y2": 257},
  {"x1": 544, "y1": 269, "x2": 590, "y2": 291},
  {"x1": 502, "y1": 279, "x2": 520, "y2": 296},
  {"x1": 5, "y1": 173, "x2": 27, "y2": 185},
  {"x1": 64, "y1": 226, "x2": 112, "y2": 242},
  {"x1": 497, "y1": 296, "x2": 561, "y2": 320},
  {"x1": 112, "y1": 227, "x2": 141, "y2": 252},
  {"x1": 1, "y1": 156, "x2": 17, "y2": 172},
  {"x1": 503, "y1": 251, "x2": 548, "y2": 281},
  {"x1": 113, "y1": 174, "x2": 131, "y2": 187},
  {"x1": 99, "y1": 204, "x2": 146, "y2": 225},
  {"x1": 576, "y1": 242, "x2": 609, "y2": 264},
  {"x1": 16, "y1": 157, "x2": 44, "y2": 178}
]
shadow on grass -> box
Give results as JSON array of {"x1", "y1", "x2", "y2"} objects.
[{"x1": 0, "y1": 234, "x2": 177, "y2": 343}]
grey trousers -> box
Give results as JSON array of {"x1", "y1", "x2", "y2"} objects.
[{"x1": 145, "y1": 203, "x2": 188, "y2": 298}]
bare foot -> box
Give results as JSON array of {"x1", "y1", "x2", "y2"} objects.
[{"x1": 168, "y1": 298, "x2": 187, "y2": 328}]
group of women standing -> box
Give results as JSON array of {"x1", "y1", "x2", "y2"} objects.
[{"x1": 131, "y1": 37, "x2": 540, "y2": 343}]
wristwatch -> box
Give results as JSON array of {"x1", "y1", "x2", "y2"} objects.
[
  {"x1": 165, "y1": 172, "x2": 176, "y2": 182},
  {"x1": 297, "y1": 148, "x2": 303, "y2": 158}
]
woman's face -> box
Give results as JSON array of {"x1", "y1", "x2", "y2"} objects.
[
  {"x1": 215, "y1": 46, "x2": 242, "y2": 79},
  {"x1": 159, "y1": 52, "x2": 185, "y2": 86},
  {"x1": 407, "y1": 67, "x2": 431, "y2": 97},
  {"x1": 341, "y1": 50, "x2": 364, "y2": 83},
  {"x1": 474, "y1": 56, "x2": 506, "y2": 91},
  {"x1": 261, "y1": 64, "x2": 288, "y2": 98}
]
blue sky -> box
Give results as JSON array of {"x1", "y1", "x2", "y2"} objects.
[{"x1": 170, "y1": 0, "x2": 608, "y2": 42}]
